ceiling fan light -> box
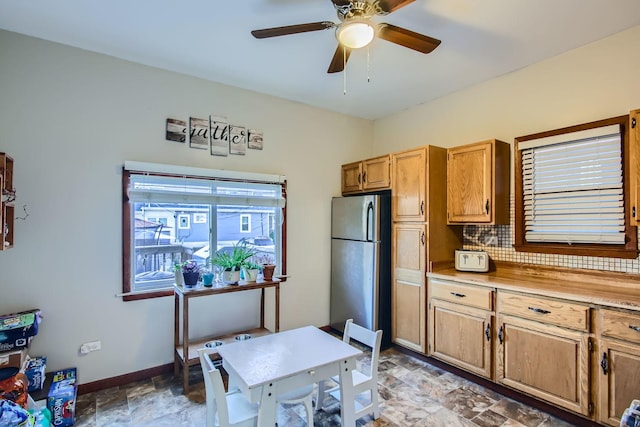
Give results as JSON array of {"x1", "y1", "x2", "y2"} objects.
[{"x1": 337, "y1": 21, "x2": 375, "y2": 49}]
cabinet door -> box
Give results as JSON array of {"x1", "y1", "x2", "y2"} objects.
[
  {"x1": 429, "y1": 299, "x2": 493, "y2": 379},
  {"x1": 629, "y1": 109, "x2": 639, "y2": 226},
  {"x1": 362, "y1": 155, "x2": 390, "y2": 191},
  {"x1": 392, "y1": 223, "x2": 426, "y2": 352},
  {"x1": 447, "y1": 141, "x2": 493, "y2": 223},
  {"x1": 495, "y1": 315, "x2": 590, "y2": 416},
  {"x1": 341, "y1": 161, "x2": 362, "y2": 194},
  {"x1": 392, "y1": 148, "x2": 426, "y2": 222},
  {"x1": 598, "y1": 339, "x2": 640, "y2": 426}
]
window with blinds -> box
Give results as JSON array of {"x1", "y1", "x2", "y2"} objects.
[
  {"x1": 521, "y1": 125, "x2": 623, "y2": 244},
  {"x1": 514, "y1": 115, "x2": 637, "y2": 258},
  {"x1": 121, "y1": 162, "x2": 287, "y2": 300}
]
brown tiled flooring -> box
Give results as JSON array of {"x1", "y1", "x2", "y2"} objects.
[{"x1": 73, "y1": 347, "x2": 576, "y2": 427}]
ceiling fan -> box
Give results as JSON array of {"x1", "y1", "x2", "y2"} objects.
[{"x1": 251, "y1": 0, "x2": 441, "y2": 73}]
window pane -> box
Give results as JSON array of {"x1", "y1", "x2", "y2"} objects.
[
  {"x1": 133, "y1": 202, "x2": 210, "y2": 291},
  {"x1": 125, "y1": 169, "x2": 285, "y2": 295}
]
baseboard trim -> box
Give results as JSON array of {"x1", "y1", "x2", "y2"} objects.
[{"x1": 78, "y1": 363, "x2": 173, "y2": 395}]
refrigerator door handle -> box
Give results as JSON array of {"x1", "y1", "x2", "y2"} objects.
[{"x1": 366, "y1": 201, "x2": 374, "y2": 241}]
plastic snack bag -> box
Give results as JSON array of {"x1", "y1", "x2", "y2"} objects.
[{"x1": 0, "y1": 398, "x2": 35, "y2": 427}]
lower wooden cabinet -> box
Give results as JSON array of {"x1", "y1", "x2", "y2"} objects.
[
  {"x1": 597, "y1": 339, "x2": 640, "y2": 426},
  {"x1": 429, "y1": 299, "x2": 493, "y2": 379},
  {"x1": 495, "y1": 314, "x2": 591, "y2": 416},
  {"x1": 426, "y1": 274, "x2": 640, "y2": 425},
  {"x1": 597, "y1": 308, "x2": 640, "y2": 426},
  {"x1": 392, "y1": 223, "x2": 426, "y2": 352}
]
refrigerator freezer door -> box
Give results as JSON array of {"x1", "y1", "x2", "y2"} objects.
[
  {"x1": 330, "y1": 239, "x2": 380, "y2": 332},
  {"x1": 331, "y1": 195, "x2": 380, "y2": 242}
]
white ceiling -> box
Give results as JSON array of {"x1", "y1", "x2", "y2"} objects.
[{"x1": 1, "y1": 1, "x2": 639, "y2": 120}]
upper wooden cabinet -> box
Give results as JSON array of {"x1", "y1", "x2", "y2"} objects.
[
  {"x1": 447, "y1": 139, "x2": 510, "y2": 224},
  {"x1": 341, "y1": 155, "x2": 390, "y2": 195},
  {"x1": 391, "y1": 147, "x2": 427, "y2": 222},
  {"x1": 628, "y1": 109, "x2": 640, "y2": 226}
]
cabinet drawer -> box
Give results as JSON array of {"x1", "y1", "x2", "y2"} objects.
[
  {"x1": 600, "y1": 309, "x2": 640, "y2": 344},
  {"x1": 497, "y1": 292, "x2": 590, "y2": 332},
  {"x1": 430, "y1": 279, "x2": 493, "y2": 310}
]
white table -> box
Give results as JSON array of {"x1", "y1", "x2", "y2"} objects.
[{"x1": 217, "y1": 326, "x2": 362, "y2": 427}]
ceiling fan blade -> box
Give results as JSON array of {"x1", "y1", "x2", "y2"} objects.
[
  {"x1": 377, "y1": 0, "x2": 415, "y2": 14},
  {"x1": 327, "y1": 45, "x2": 352, "y2": 73},
  {"x1": 251, "y1": 21, "x2": 335, "y2": 39},
  {"x1": 377, "y1": 23, "x2": 441, "y2": 54}
]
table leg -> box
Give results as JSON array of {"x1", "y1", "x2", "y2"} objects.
[
  {"x1": 275, "y1": 284, "x2": 280, "y2": 332},
  {"x1": 182, "y1": 294, "x2": 190, "y2": 394},
  {"x1": 174, "y1": 292, "x2": 179, "y2": 378},
  {"x1": 257, "y1": 382, "x2": 277, "y2": 427},
  {"x1": 338, "y1": 363, "x2": 356, "y2": 427}
]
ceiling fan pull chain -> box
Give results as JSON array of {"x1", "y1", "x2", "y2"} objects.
[
  {"x1": 367, "y1": 47, "x2": 371, "y2": 83},
  {"x1": 343, "y1": 46, "x2": 347, "y2": 95}
]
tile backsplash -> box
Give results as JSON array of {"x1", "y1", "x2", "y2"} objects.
[{"x1": 462, "y1": 197, "x2": 640, "y2": 274}]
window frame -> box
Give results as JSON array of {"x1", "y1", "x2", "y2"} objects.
[
  {"x1": 514, "y1": 114, "x2": 637, "y2": 259},
  {"x1": 122, "y1": 168, "x2": 288, "y2": 301}
]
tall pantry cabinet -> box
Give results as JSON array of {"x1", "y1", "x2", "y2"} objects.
[{"x1": 390, "y1": 146, "x2": 461, "y2": 352}]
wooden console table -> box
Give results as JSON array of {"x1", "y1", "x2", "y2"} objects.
[{"x1": 173, "y1": 279, "x2": 280, "y2": 393}]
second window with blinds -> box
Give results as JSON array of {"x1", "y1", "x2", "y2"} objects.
[{"x1": 514, "y1": 114, "x2": 637, "y2": 259}]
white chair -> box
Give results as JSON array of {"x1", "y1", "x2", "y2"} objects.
[
  {"x1": 198, "y1": 347, "x2": 259, "y2": 427},
  {"x1": 315, "y1": 319, "x2": 383, "y2": 421},
  {"x1": 277, "y1": 384, "x2": 315, "y2": 426}
]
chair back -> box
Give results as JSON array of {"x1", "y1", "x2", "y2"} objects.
[
  {"x1": 343, "y1": 319, "x2": 383, "y2": 378},
  {"x1": 198, "y1": 348, "x2": 230, "y2": 427}
]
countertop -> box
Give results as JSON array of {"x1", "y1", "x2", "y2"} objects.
[{"x1": 428, "y1": 263, "x2": 640, "y2": 312}]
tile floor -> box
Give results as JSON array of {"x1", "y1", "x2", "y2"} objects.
[{"x1": 71, "y1": 346, "x2": 578, "y2": 427}]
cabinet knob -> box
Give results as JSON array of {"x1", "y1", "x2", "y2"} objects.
[
  {"x1": 600, "y1": 352, "x2": 608, "y2": 375},
  {"x1": 485, "y1": 324, "x2": 491, "y2": 341},
  {"x1": 485, "y1": 199, "x2": 489, "y2": 215},
  {"x1": 498, "y1": 325, "x2": 504, "y2": 344},
  {"x1": 420, "y1": 200, "x2": 425, "y2": 215},
  {"x1": 421, "y1": 231, "x2": 425, "y2": 246},
  {"x1": 629, "y1": 325, "x2": 640, "y2": 333},
  {"x1": 357, "y1": 173, "x2": 361, "y2": 184},
  {"x1": 362, "y1": 171, "x2": 366, "y2": 183}
]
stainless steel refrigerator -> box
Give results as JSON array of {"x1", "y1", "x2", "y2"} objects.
[{"x1": 330, "y1": 193, "x2": 391, "y2": 348}]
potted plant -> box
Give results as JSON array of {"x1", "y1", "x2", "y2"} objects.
[
  {"x1": 211, "y1": 242, "x2": 256, "y2": 285},
  {"x1": 257, "y1": 254, "x2": 276, "y2": 282},
  {"x1": 173, "y1": 262, "x2": 184, "y2": 287},
  {"x1": 181, "y1": 260, "x2": 201, "y2": 288},
  {"x1": 242, "y1": 261, "x2": 261, "y2": 283}
]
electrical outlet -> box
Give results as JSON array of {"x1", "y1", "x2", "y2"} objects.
[{"x1": 80, "y1": 340, "x2": 101, "y2": 354}]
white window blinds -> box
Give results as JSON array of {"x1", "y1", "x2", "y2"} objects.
[
  {"x1": 520, "y1": 124, "x2": 624, "y2": 244},
  {"x1": 124, "y1": 162, "x2": 286, "y2": 208}
]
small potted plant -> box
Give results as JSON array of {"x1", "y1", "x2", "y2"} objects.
[
  {"x1": 181, "y1": 260, "x2": 201, "y2": 288},
  {"x1": 173, "y1": 262, "x2": 184, "y2": 287},
  {"x1": 258, "y1": 254, "x2": 276, "y2": 282},
  {"x1": 242, "y1": 261, "x2": 261, "y2": 283},
  {"x1": 211, "y1": 242, "x2": 256, "y2": 285}
]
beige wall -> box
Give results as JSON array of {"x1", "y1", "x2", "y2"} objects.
[
  {"x1": 374, "y1": 25, "x2": 640, "y2": 154},
  {"x1": 0, "y1": 29, "x2": 373, "y2": 383}
]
